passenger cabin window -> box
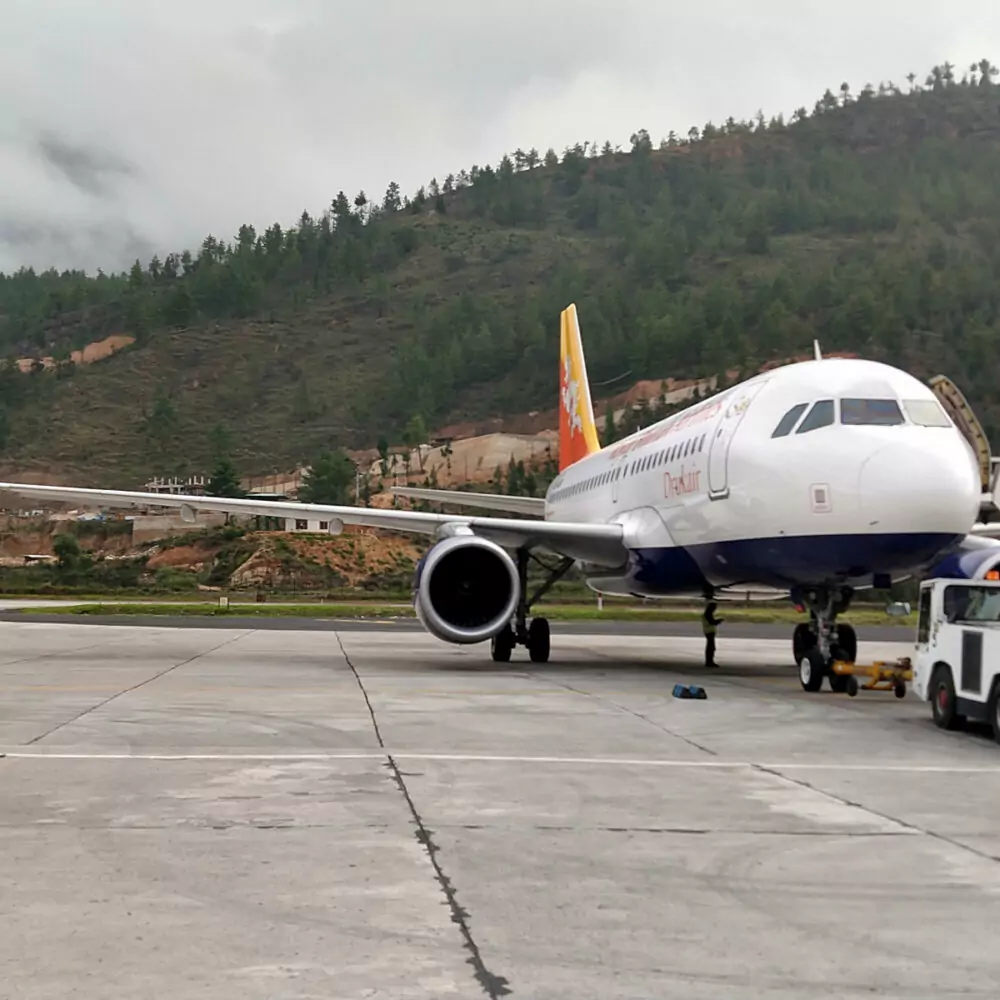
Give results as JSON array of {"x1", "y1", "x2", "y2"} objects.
[
  {"x1": 840, "y1": 398, "x2": 904, "y2": 426},
  {"x1": 771, "y1": 403, "x2": 808, "y2": 438},
  {"x1": 796, "y1": 399, "x2": 835, "y2": 434},
  {"x1": 904, "y1": 399, "x2": 952, "y2": 427}
]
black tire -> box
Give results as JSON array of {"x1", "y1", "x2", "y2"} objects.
[
  {"x1": 930, "y1": 664, "x2": 959, "y2": 730},
  {"x1": 894, "y1": 681, "x2": 907, "y2": 700},
  {"x1": 846, "y1": 676, "x2": 860, "y2": 698},
  {"x1": 491, "y1": 624, "x2": 514, "y2": 663},
  {"x1": 829, "y1": 673, "x2": 849, "y2": 693},
  {"x1": 799, "y1": 648, "x2": 826, "y2": 692},
  {"x1": 989, "y1": 683, "x2": 1000, "y2": 744},
  {"x1": 835, "y1": 623, "x2": 857, "y2": 664},
  {"x1": 792, "y1": 622, "x2": 817, "y2": 666},
  {"x1": 527, "y1": 617, "x2": 550, "y2": 663}
]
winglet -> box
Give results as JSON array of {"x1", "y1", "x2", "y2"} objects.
[
  {"x1": 559, "y1": 304, "x2": 601, "y2": 471},
  {"x1": 813, "y1": 339, "x2": 823, "y2": 362}
]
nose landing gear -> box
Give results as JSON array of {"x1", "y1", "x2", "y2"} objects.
[{"x1": 793, "y1": 586, "x2": 856, "y2": 692}]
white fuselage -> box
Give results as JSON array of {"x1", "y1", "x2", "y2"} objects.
[{"x1": 544, "y1": 359, "x2": 981, "y2": 596}]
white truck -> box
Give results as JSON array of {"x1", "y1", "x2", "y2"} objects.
[{"x1": 912, "y1": 577, "x2": 1000, "y2": 741}]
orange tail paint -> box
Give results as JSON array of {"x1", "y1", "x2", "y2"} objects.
[{"x1": 558, "y1": 304, "x2": 601, "y2": 472}]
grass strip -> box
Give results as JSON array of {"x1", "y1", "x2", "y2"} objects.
[{"x1": 15, "y1": 602, "x2": 916, "y2": 626}]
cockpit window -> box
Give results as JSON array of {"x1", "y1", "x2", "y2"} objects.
[
  {"x1": 796, "y1": 399, "x2": 835, "y2": 434},
  {"x1": 904, "y1": 399, "x2": 952, "y2": 427},
  {"x1": 771, "y1": 403, "x2": 808, "y2": 438},
  {"x1": 840, "y1": 398, "x2": 904, "y2": 426}
]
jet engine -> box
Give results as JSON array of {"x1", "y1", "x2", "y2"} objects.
[{"x1": 413, "y1": 535, "x2": 520, "y2": 644}]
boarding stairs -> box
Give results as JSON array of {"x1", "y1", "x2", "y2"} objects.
[{"x1": 928, "y1": 375, "x2": 1000, "y2": 522}]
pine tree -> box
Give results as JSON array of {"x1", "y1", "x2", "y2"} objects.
[
  {"x1": 206, "y1": 456, "x2": 243, "y2": 498},
  {"x1": 299, "y1": 451, "x2": 355, "y2": 505},
  {"x1": 604, "y1": 404, "x2": 618, "y2": 445}
]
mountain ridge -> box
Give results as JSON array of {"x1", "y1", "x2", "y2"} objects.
[{"x1": 1, "y1": 60, "x2": 999, "y2": 486}]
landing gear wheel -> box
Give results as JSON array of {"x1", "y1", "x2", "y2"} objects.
[
  {"x1": 527, "y1": 618, "x2": 550, "y2": 663},
  {"x1": 835, "y1": 623, "x2": 857, "y2": 665},
  {"x1": 792, "y1": 623, "x2": 817, "y2": 666},
  {"x1": 491, "y1": 624, "x2": 514, "y2": 663},
  {"x1": 799, "y1": 648, "x2": 826, "y2": 692},
  {"x1": 930, "y1": 665, "x2": 959, "y2": 730},
  {"x1": 846, "y1": 676, "x2": 860, "y2": 698},
  {"x1": 829, "y1": 673, "x2": 849, "y2": 694}
]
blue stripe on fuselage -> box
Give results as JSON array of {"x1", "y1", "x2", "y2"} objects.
[{"x1": 626, "y1": 532, "x2": 962, "y2": 593}]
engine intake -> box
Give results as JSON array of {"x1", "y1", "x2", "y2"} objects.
[{"x1": 413, "y1": 535, "x2": 519, "y2": 644}]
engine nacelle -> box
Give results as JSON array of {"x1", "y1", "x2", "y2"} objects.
[{"x1": 413, "y1": 535, "x2": 519, "y2": 644}]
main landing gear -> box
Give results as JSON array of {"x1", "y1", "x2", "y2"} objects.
[
  {"x1": 491, "y1": 550, "x2": 574, "y2": 664},
  {"x1": 793, "y1": 586, "x2": 857, "y2": 693}
]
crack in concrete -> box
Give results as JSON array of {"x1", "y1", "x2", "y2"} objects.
[
  {"x1": 25, "y1": 631, "x2": 255, "y2": 745},
  {"x1": 335, "y1": 633, "x2": 511, "y2": 998},
  {"x1": 446, "y1": 822, "x2": 916, "y2": 836},
  {"x1": 755, "y1": 764, "x2": 1000, "y2": 863}
]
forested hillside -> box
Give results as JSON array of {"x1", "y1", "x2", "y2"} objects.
[{"x1": 2, "y1": 60, "x2": 1000, "y2": 485}]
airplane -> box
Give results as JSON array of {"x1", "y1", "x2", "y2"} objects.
[{"x1": 2, "y1": 304, "x2": 998, "y2": 694}]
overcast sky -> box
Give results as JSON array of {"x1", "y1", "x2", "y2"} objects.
[{"x1": 2, "y1": 0, "x2": 999, "y2": 275}]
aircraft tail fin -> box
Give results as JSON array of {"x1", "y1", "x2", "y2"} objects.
[{"x1": 559, "y1": 304, "x2": 601, "y2": 472}]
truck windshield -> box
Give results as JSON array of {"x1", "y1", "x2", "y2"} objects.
[{"x1": 943, "y1": 585, "x2": 1000, "y2": 624}]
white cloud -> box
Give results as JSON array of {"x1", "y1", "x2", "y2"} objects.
[{"x1": 1, "y1": 0, "x2": 998, "y2": 273}]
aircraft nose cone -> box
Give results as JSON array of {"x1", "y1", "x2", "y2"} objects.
[{"x1": 858, "y1": 441, "x2": 979, "y2": 535}]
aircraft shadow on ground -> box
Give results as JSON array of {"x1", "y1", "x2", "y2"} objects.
[{"x1": 431, "y1": 657, "x2": 795, "y2": 679}]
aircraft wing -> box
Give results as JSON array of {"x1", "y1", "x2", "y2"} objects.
[
  {"x1": 391, "y1": 486, "x2": 546, "y2": 517},
  {"x1": 0, "y1": 483, "x2": 626, "y2": 566}
]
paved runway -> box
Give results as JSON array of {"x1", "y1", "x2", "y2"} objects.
[{"x1": 1, "y1": 622, "x2": 999, "y2": 999}]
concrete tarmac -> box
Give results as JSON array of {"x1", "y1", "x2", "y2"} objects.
[{"x1": 1, "y1": 622, "x2": 999, "y2": 999}]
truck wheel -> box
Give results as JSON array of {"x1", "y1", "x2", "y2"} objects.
[
  {"x1": 989, "y1": 684, "x2": 1000, "y2": 745},
  {"x1": 930, "y1": 665, "x2": 959, "y2": 730}
]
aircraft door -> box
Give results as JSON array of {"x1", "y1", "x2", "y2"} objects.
[
  {"x1": 707, "y1": 380, "x2": 768, "y2": 499},
  {"x1": 612, "y1": 464, "x2": 620, "y2": 504}
]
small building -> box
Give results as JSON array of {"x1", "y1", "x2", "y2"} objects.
[
  {"x1": 23, "y1": 553, "x2": 58, "y2": 566},
  {"x1": 284, "y1": 518, "x2": 338, "y2": 533},
  {"x1": 143, "y1": 475, "x2": 209, "y2": 496}
]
